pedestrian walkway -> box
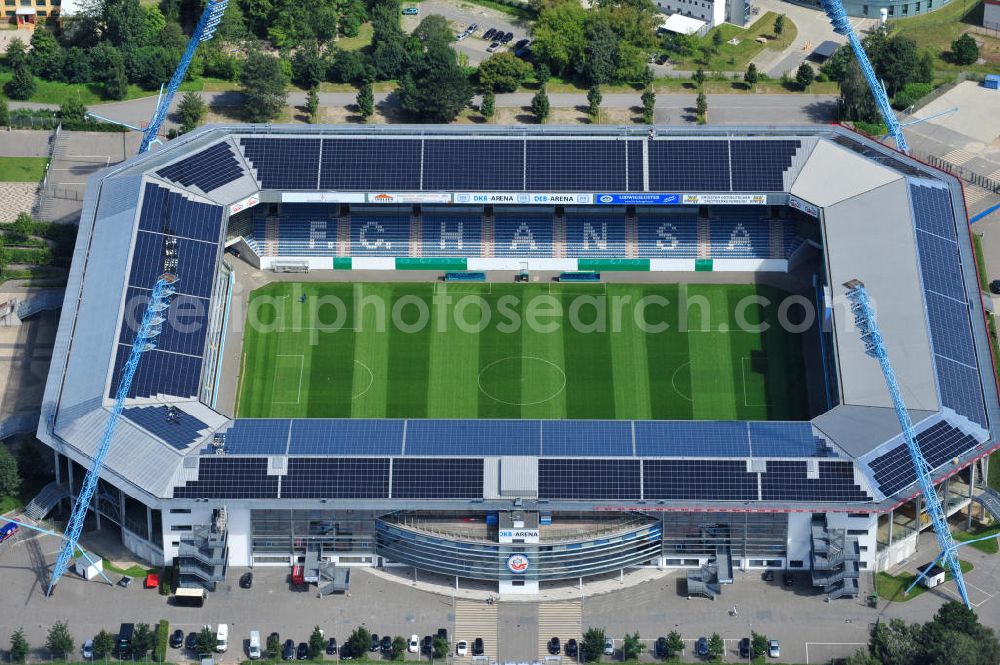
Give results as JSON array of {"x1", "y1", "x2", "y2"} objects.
[
  {"x1": 454, "y1": 599, "x2": 499, "y2": 662},
  {"x1": 0, "y1": 182, "x2": 38, "y2": 222},
  {"x1": 536, "y1": 601, "x2": 582, "y2": 660}
]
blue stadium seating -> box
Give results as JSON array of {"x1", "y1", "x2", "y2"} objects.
[
  {"x1": 636, "y1": 208, "x2": 698, "y2": 258},
  {"x1": 123, "y1": 406, "x2": 208, "y2": 450},
  {"x1": 493, "y1": 209, "x2": 553, "y2": 257},
  {"x1": 350, "y1": 207, "x2": 411, "y2": 257},
  {"x1": 565, "y1": 210, "x2": 627, "y2": 257},
  {"x1": 708, "y1": 207, "x2": 770, "y2": 259},
  {"x1": 421, "y1": 207, "x2": 482, "y2": 257},
  {"x1": 275, "y1": 204, "x2": 338, "y2": 256}
]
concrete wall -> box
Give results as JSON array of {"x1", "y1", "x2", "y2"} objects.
[{"x1": 826, "y1": 511, "x2": 878, "y2": 572}]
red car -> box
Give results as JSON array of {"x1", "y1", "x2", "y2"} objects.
[{"x1": 144, "y1": 573, "x2": 159, "y2": 589}]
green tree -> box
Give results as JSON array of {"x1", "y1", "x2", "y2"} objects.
[
  {"x1": 10, "y1": 628, "x2": 29, "y2": 664},
  {"x1": 711, "y1": 29, "x2": 724, "y2": 53},
  {"x1": 692, "y1": 67, "x2": 705, "y2": 87},
  {"x1": 531, "y1": 86, "x2": 550, "y2": 123},
  {"x1": 774, "y1": 13, "x2": 785, "y2": 37},
  {"x1": 868, "y1": 619, "x2": 918, "y2": 665},
  {"x1": 478, "y1": 52, "x2": 533, "y2": 92},
  {"x1": 92, "y1": 630, "x2": 115, "y2": 659},
  {"x1": 621, "y1": 633, "x2": 643, "y2": 661},
  {"x1": 587, "y1": 84, "x2": 602, "y2": 117},
  {"x1": 292, "y1": 40, "x2": 326, "y2": 89},
  {"x1": 480, "y1": 89, "x2": 495, "y2": 119},
  {"x1": 0, "y1": 444, "x2": 21, "y2": 497},
  {"x1": 132, "y1": 623, "x2": 153, "y2": 659},
  {"x1": 950, "y1": 33, "x2": 979, "y2": 65},
  {"x1": 327, "y1": 49, "x2": 366, "y2": 84},
  {"x1": 47, "y1": 621, "x2": 74, "y2": 660},
  {"x1": 29, "y1": 29, "x2": 65, "y2": 81},
  {"x1": 6, "y1": 37, "x2": 27, "y2": 69},
  {"x1": 240, "y1": 49, "x2": 289, "y2": 123},
  {"x1": 581, "y1": 628, "x2": 606, "y2": 663},
  {"x1": 696, "y1": 91, "x2": 707, "y2": 119},
  {"x1": 412, "y1": 14, "x2": 453, "y2": 44},
  {"x1": 535, "y1": 62, "x2": 551, "y2": 86},
  {"x1": 306, "y1": 87, "x2": 320, "y2": 123},
  {"x1": 744, "y1": 62, "x2": 759, "y2": 89},
  {"x1": 838, "y1": 59, "x2": 879, "y2": 124},
  {"x1": 707, "y1": 633, "x2": 724, "y2": 661},
  {"x1": 266, "y1": 632, "x2": 280, "y2": 660},
  {"x1": 195, "y1": 626, "x2": 217, "y2": 656},
  {"x1": 345, "y1": 627, "x2": 371, "y2": 661},
  {"x1": 530, "y1": 1, "x2": 588, "y2": 77},
  {"x1": 142, "y1": 5, "x2": 166, "y2": 44},
  {"x1": 641, "y1": 87, "x2": 655, "y2": 123},
  {"x1": 390, "y1": 636, "x2": 406, "y2": 661},
  {"x1": 664, "y1": 631, "x2": 683, "y2": 659},
  {"x1": 796, "y1": 62, "x2": 815, "y2": 90},
  {"x1": 177, "y1": 91, "x2": 206, "y2": 133},
  {"x1": 92, "y1": 43, "x2": 129, "y2": 101},
  {"x1": 5, "y1": 41, "x2": 36, "y2": 101},
  {"x1": 308, "y1": 626, "x2": 325, "y2": 659},
  {"x1": 637, "y1": 65, "x2": 654, "y2": 88},
  {"x1": 432, "y1": 636, "x2": 449, "y2": 659},
  {"x1": 0, "y1": 97, "x2": 8, "y2": 127},
  {"x1": 397, "y1": 40, "x2": 474, "y2": 122},
  {"x1": 104, "y1": 0, "x2": 147, "y2": 48},
  {"x1": 59, "y1": 96, "x2": 88, "y2": 124},
  {"x1": 356, "y1": 80, "x2": 374, "y2": 120},
  {"x1": 750, "y1": 631, "x2": 768, "y2": 659}
]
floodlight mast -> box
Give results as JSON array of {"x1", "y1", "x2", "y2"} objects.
[
  {"x1": 843, "y1": 279, "x2": 969, "y2": 607},
  {"x1": 46, "y1": 273, "x2": 178, "y2": 595},
  {"x1": 819, "y1": 0, "x2": 910, "y2": 154}
]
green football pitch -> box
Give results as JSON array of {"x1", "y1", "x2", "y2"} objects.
[{"x1": 236, "y1": 282, "x2": 810, "y2": 421}]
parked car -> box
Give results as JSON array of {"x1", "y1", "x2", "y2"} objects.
[
  {"x1": 783, "y1": 571, "x2": 795, "y2": 587},
  {"x1": 370, "y1": 634, "x2": 380, "y2": 652},
  {"x1": 269, "y1": 633, "x2": 280, "y2": 654},
  {"x1": 501, "y1": 31, "x2": 514, "y2": 43},
  {"x1": 472, "y1": 638, "x2": 484, "y2": 656},
  {"x1": 456, "y1": 641, "x2": 468, "y2": 656},
  {"x1": 468, "y1": 23, "x2": 478, "y2": 32},
  {"x1": 656, "y1": 53, "x2": 669, "y2": 64},
  {"x1": 565, "y1": 639, "x2": 578, "y2": 658},
  {"x1": 422, "y1": 636, "x2": 433, "y2": 654},
  {"x1": 695, "y1": 637, "x2": 709, "y2": 657},
  {"x1": 486, "y1": 42, "x2": 501, "y2": 52},
  {"x1": 83, "y1": 640, "x2": 94, "y2": 660},
  {"x1": 654, "y1": 637, "x2": 668, "y2": 658},
  {"x1": 381, "y1": 636, "x2": 392, "y2": 653},
  {"x1": 739, "y1": 638, "x2": 751, "y2": 658},
  {"x1": 239, "y1": 572, "x2": 253, "y2": 588},
  {"x1": 768, "y1": 640, "x2": 780, "y2": 658},
  {"x1": 340, "y1": 644, "x2": 354, "y2": 660},
  {"x1": 437, "y1": 628, "x2": 448, "y2": 641},
  {"x1": 326, "y1": 638, "x2": 338, "y2": 655},
  {"x1": 548, "y1": 637, "x2": 560, "y2": 655},
  {"x1": 296, "y1": 643, "x2": 309, "y2": 660},
  {"x1": 483, "y1": 28, "x2": 497, "y2": 40},
  {"x1": 185, "y1": 633, "x2": 198, "y2": 651},
  {"x1": 169, "y1": 630, "x2": 184, "y2": 649},
  {"x1": 408, "y1": 636, "x2": 419, "y2": 654},
  {"x1": 763, "y1": 569, "x2": 775, "y2": 582},
  {"x1": 991, "y1": 280, "x2": 1000, "y2": 295},
  {"x1": 514, "y1": 38, "x2": 530, "y2": 49},
  {"x1": 282, "y1": 640, "x2": 296, "y2": 661},
  {"x1": 604, "y1": 639, "x2": 614, "y2": 656},
  {"x1": 248, "y1": 631, "x2": 261, "y2": 660},
  {"x1": 402, "y1": 5, "x2": 419, "y2": 13},
  {"x1": 118, "y1": 576, "x2": 132, "y2": 588}
]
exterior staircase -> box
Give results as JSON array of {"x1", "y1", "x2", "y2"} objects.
[
  {"x1": 972, "y1": 488, "x2": 1000, "y2": 523},
  {"x1": 264, "y1": 216, "x2": 280, "y2": 256},
  {"x1": 696, "y1": 217, "x2": 711, "y2": 259},
  {"x1": 318, "y1": 561, "x2": 350, "y2": 596},
  {"x1": 481, "y1": 208, "x2": 494, "y2": 258},
  {"x1": 769, "y1": 218, "x2": 784, "y2": 259},
  {"x1": 409, "y1": 207, "x2": 422, "y2": 257},
  {"x1": 337, "y1": 211, "x2": 351, "y2": 257},
  {"x1": 177, "y1": 507, "x2": 229, "y2": 591},
  {"x1": 625, "y1": 207, "x2": 639, "y2": 258},
  {"x1": 24, "y1": 481, "x2": 70, "y2": 520},
  {"x1": 553, "y1": 207, "x2": 566, "y2": 259},
  {"x1": 810, "y1": 514, "x2": 860, "y2": 600}
]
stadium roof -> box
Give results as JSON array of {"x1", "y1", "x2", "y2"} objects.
[{"x1": 38, "y1": 125, "x2": 1000, "y2": 511}]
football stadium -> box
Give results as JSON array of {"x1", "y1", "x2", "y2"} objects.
[{"x1": 37, "y1": 125, "x2": 1000, "y2": 598}]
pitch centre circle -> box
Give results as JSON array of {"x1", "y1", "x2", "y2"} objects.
[{"x1": 478, "y1": 356, "x2": 566, "y2": 406}]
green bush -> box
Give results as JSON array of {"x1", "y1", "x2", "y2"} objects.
[
  {"x1": 155, "y1": 621, "x2": 169, "y2": 663},
  {"x1": 6, "y1": 247, "x2": 52, "y2": 265},
  {"x1": 893, "y1": 82, "x2": 932, "y2": 109}
]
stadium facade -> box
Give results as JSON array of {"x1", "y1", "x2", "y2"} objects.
[{"x1": 38, "y1": 125, "x2": 999, "y2": 598}]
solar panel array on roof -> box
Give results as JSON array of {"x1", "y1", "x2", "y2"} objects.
[
  {"x1": 155, "y1": 142, "x2": 244, "y2": 193},
  {"x1": 123, "y1": 406, "x2": 208, "y2": 450},
  {"x1": 730, "y1": 140, "x2": 800, "y2": 191},
  {"x1": 867, "y1": 420, "x2": 980, "y2": 495},
  {"x1": 542, "y1": 421, "x2": 633, "y2": 456},
  {"x1": 219, "y1": 419, "x2": 290, "y2": 455},
  {"x1": 289, "y1": 419, "x2": 405, "y2": 455},
  {"x1": 626, "y1": 141, "x2": 644, "y2": 193},
  {"x1": 648, "y1": 140, "x2": 730, "y2": 191},
  {"x1": 749, "y1": 422, "x2": 832, "y2": 457},
  {"x1": 538, "y1": 459, "x2": 641, "y2": 499},
  {"x1": 423, "y1": 139, "x2": 523, "y2": 191},
  {"x1": 174, "y1": 457, "x2": 278, "y2": 498},
  {"x1": 643, "y1": 459, "x2": 758, "y2": 500},
  {"x1": 240, "y1": 138, "x2": 321, "y2": 189},
  {"x1": 525, "y1": 140, "x2": 629, "y2": 191},
  {"x1": 321, "y1": 138, "x2": 422, "y2": 190},
  {"x1": 392, "y1": 458, "x2": 484, "y2": 498},
  {"x1": 405, "y1": 420, "x2": 541, "y2": 456},
  {"x1": 760, "y1": 461, "x2": 869, "y2": 501},
  {"x1": 910, "y1": 183, "x2": 987, "y2": 427},
  {"x1": 138, "y1": 183, "x2": 225, "y2": 244},
  {"x1": 283, "y1": 458, "x2": 390, "y2": 498}
]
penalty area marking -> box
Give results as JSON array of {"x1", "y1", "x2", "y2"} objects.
[
  {"x1": 273, "y1": 354, "x2": 304, "y2": 405},
  {"x1": 477, "y1": 355, "x2": 567, "y2": 406}
]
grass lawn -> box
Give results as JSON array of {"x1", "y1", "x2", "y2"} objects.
[
  {"x1": 668, "y1": 11, "x2": 798, "y2": 72},
  {"x1": 876, "y1": 559, "x2": 974, "y2": 602},
  {"x1": 103, "y1": 560, "x2": 155, "y2": 577},
  {"x1": 990, "y1": 450, "x2": 1000, "y2": 492},
  {"x1": 972, "y1": 233, "x2": 989, "y2": 291},
  {"x1": 336, "y1": 22, "x2": 374, "y2": 52},
  {"x1": 891, "y1": 0, "x2": 1000, "y2": 73},
  {"x1": 237, "y1": 282, "x2": 810, "y2": 421},
  {"x1": 0, "y1": 73, "x2": 202, "y2": 105},
  {"x1": 953, "y1": 526, "x2": 1000, "y2": 554},
  {"x1": 0, "y1": 156, "x2": 48, "y2": 182}
]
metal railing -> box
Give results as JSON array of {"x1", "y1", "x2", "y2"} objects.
[{"x1": 925, "y1": 155, "x2": 1000, "y2": 194}]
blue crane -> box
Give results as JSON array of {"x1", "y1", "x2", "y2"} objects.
[
  {"x1": 46, "y1": 273, "x2": 178, "y2": 595},
  {"x1": 819, "y1": 0, "x2": 909, "y2": 153},
  {"x1": 136, "y1": 0, "x2": 229, "y2": 154},
  {"x1": 843, "y1": 280, "x2": 969, "y2": 607}
]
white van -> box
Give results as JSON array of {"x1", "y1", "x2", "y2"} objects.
[
  {"x1": 248, "y1": 631, "x2": 261, "y2": 660},
  {"x1": 216, "y1": 625, "x2": 228, "y2": 653}
]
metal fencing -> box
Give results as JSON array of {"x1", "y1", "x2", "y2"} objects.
[{"x1": 925, "y1": 155, "x2": 1000, "y2": 194}]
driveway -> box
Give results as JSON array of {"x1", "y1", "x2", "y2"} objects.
[{"x1": 401, "y1": 0, "x2": 532, "y2": 65}]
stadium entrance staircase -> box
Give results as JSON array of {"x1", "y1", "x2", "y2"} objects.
[
  {"x1": 972, "y1": 488, "x2": 1000, "y2": 523},
  {"x1": 809, "y1": 515, "x2": 860, "y2": 600},
  {"x1": 685, "y1": 525, "x2": 734, "y2": 598},
  {"x1": 177, "y1": 507, "x2": 229, "y2": 591},
  {"x1": 24, "y1": 481, "x2": 70, "y2": 520}
]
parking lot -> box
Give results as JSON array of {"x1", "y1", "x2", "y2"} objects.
[
  {"x1": 2, "y1": 525, "x2": 1000, "y2": 664},
  {"x1": 401, "y1": 0, "x2": 531, "y2": 65}
]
